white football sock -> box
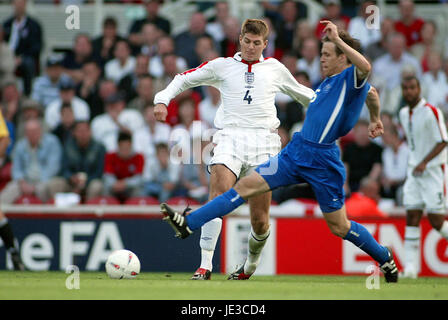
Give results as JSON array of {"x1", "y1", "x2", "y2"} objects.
[
  {"x1": 244, "y1": 227, "x2": 270, "y2": 275},
  {"x1": 404, "y1": 226, "x2": 421, "y2": 274},
  {"x1": 199, "y1": 218, "x2": 222, "y2": 271},
  {"x1": 438, "y1": 220, "x2": 448, "y2": 239}
]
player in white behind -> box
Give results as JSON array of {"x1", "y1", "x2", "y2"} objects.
[
  {"x1": 399, "y1": 75, "x2": 448, "y2": 278},
  {"x1": 153, "y1": 19, "x2": 315, "y2": 280}
]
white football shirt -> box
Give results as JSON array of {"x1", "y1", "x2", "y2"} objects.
[
  {"x1": 154, "y1": 52, "x2": 315, "y2": 130},
  {"x1": 399, "y1": 98, "x2": 448, "y2": 168}
]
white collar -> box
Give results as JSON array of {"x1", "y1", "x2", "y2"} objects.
[{"x1": 233, "y1": 52, "x2": 265, "y2": 63}]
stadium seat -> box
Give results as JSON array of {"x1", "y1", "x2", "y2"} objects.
[
  {"x1": 14, "y1": 195, "x2": 43, "y2": 205},
  {"x1": 85, "y1": 196, "x2": 120, "y2": 205},
  {"x1": 124, "y1": 196, "x2": 159, "y2": 205},
  {"x1": 166, "y1": 196, "x2": 200, "y2": 206}
]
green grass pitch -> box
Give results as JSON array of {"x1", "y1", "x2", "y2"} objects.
[{"x1": 1, "y1": 271, "x2": 447, "y2": 300}]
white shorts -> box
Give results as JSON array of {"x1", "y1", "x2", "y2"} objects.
[
  {"x1": 403, "y1": 165, "x2": 447, "y2": 214},
  {"x1": 209, "y1": 127, "x2": 281, "y2": 178}
]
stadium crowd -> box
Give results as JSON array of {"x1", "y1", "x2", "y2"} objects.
[{"x1": 1, "y1": 0, "x2": 448, "y2": 216}]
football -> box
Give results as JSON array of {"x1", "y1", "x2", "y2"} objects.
[{"x1": 105, "y1": 249, "x2": 141, "y2": 279}]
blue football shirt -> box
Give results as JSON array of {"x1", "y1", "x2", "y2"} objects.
[{"x1": 301, "y1": 65, "x2": 371, "y2": 144}]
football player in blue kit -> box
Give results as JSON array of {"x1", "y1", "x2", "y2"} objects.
[{"x1": 161, "y1": 20, "x2": 398, "y2": 282}]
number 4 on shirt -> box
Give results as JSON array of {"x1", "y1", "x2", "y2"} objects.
[{"x1": 244, "y1": 90, "x2": 253, "y2": 104}]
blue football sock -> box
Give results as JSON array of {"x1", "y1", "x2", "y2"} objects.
[
  {"x1": 186, "y1": 188, "x2": 245, "y2": 230},
  {"x1": 344, "y1": 220, "x2": 389, "y2": 264}
]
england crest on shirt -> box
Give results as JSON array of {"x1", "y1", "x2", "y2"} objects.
[{"x1": 245, "y1": 72, "x2": 254, "y2": 84}]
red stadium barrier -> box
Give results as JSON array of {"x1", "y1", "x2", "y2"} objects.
[{"x1": 222, "y1": 216, "x2": 448, "y2": 277}]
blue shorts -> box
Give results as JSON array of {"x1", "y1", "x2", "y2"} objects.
[{"x1": 255, "y1": 132, "x2": 346, "y2": 213}]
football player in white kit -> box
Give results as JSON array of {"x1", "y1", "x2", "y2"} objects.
[
  {"x1": 399, "y1": 75, "x2": 448, "y2": 278},
  {"x1": 153, "y1": 19, "x2": 315, "y2": 280}
]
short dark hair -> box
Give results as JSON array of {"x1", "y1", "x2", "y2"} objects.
[
  {"x1": 118, "y1": 131, "x2": 132, "y2": 143},
  {"x1": 401, "y1": 75, "x2": 420, "y2": 88},
  {"x1": 155, "y1": 143, "x2": 169, "y2": 152},
  {"x1": 73, "y1": 120, "x2": 90, "y2": 129},
  {"x1": 103, "y1": 16, "x2": 118, "y2": 28}
]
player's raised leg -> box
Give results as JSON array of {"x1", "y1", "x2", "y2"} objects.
[
  {"x1": 323, "y1": 206, "x2": 398, "y2": 282},
  {"x1": 192, "y1": 164, "x2": 236, "y2": 280},
  {"x1": 161, "y1": 171, "x2": 271, "y2": 238}
]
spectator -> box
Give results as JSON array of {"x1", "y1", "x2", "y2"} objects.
[
  {"x1": 262, "y1": 17, "x2": 283, "y2": 60},
  {"x1": 139, "y1": 22, "x2": 161, "y2": 58},
  {"x1": 118, "y1": 54, "x2": 150, "y2": 103},
  {"x1": 77, "y1": 60, "x2": 103, "y2": 119},
  {"x1": 280, "y1": 51, "x2": 299, "y2": 75},
  {"x1": 0, "y1": 119, "x2": 63, "y2": 204},
  {"x1": 175, "y1": 12, "x2": 210, "y2": 68},
  {"x1": 103, "y1": 131, "x2": 144, "y2": 202},
  {"x1": 134, "y1": 103, "x2": 171, "y2": 165},
  {"x1": 95, "y1": 79, "x2": 118, "y2": 118},
  {"x1": 394, "y1": 0, "x2": 425, "y2": 48},
  {"x1": 345, "y1": 177, "x2": 388, "y2": 218},
  {"x1": 219, "y1": 16, "x2": 240, "y2": 58},
  {"x1": 315, "y1": 0, "x2": 351, "y2": 39},
  {"x1": 381, "y1": 125, "x2": 408, "y2": 202},
  {"x1": 104, "y1": 39, "x2": 136, "y2": 84},
  {"x1": 206, "y1": 1, "x2": 231, "y2": 44},
  {"x1": 128, "y1": 0, "x2": 171, "y2": 50},
  {"x1": 177, "y1": 140, "x2": 210, "y2": 204},
  {"x1": 44, "y1": 77, "x2": 90, "y2": 131},
  {"x1": 347, "y1": 0, "x2": 381, "y2": 50},
  {"x1": 92, "y1": 16, "x2": 124, "y2": 65},
  {"x1": 1, "y1": 79, "x2": 23, "y2": 128},
  {"x1": 149, "y1": 35, "x2": 187, "y2": 79},
  {"x1": 193, "y1": 35, "x2": 215, "y2": 67},
  {"x1": 60, "y1": 121, "x2": 105, "y2": 201},
  {"x1": 411, "y1": 21, "x2": 444, "y2": 72},
  {"x1": 128, "y1": 74, "x2": 154, "y2": 115},
  {"x1": 31, "y1": 54, "x2": 71, "y2": 109},
  {"x1": 372, "y1": 33, "x2": 422, "y2": 114},
  {"x1": 365, "y1": 17, "x2": 395, "y2": 62},
  {"x1": 343, "y1": 120, "x2": 383, "y2": 193},
  {"x1": 51, "y1": 103, "x2": 75, "y2": 144},
  {"x1": 0, "y1": 26, "x2": 15, "y2": 88},
  {"x1": 143, "y1": 142, "x2": 180, "y2": 202},
  {"x1": 421, "y1": 52, "x2": 448, "y2": 113},
  {"x1": 292, "y1": 19, "x2": 314, "y2": 54},
  {"x1": 274, "y1": 0, "x2": 300, "y2": 51},
  {"x1": 297, "y1": 37, "x2": 321, "y2": 88},
  {"x1": 91, "y1": 92, "x2": 144, "y2": 152},
  {"x1": 62, "y1": 34, "x2": 99, "y2": 84},
  {"x1": 199, "y1": 86, "x2": 221, "y2": 129},
  {"x1": 14, "y1": 98, "x2": 45, "y2": 140},
  {"x1": 2, "y1": 0, "x2": 43, "y2": 96}
]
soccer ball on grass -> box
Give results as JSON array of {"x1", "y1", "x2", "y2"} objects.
[{"x1": 105, "y1": 249, "x2": 141, "y2": 279}]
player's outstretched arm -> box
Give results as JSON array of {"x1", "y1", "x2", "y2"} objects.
[
  {"x1": 153, "y1": 60, "x2": 220, "y2": 122},
  {"x1": 321, "y1": 20, "x2": 371, "y2": 79},
  {"x1": 365, "y1": 86, "x2": 384, "y2": 138}
]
